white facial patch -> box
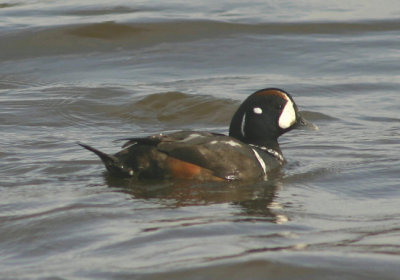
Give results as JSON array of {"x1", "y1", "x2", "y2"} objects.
[
  {"x1": 278, "y1": 98, "x2": 296, "y2": 129},
  {"x1": 253, "y1": 107, "x2": 263, "y2": 114}
]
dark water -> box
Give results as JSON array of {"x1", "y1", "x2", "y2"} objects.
[{"x1": 1, "y1": 1, "x2": 400, "y2": 279}]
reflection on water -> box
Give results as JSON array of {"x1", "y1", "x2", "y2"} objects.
[{"x1": 105, "y1": 171, "x2": 286, "y2": 223}]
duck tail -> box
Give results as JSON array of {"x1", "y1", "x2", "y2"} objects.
[{"x1": 78, "y1": 142, "x2": 127, "y2": 175}]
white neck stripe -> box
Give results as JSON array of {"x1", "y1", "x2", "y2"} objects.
[
  {"x1": 251, "y1": 148, "x2": 267, "y2": 177},
  {"x1": 240, "y1": 113, "x2": 246, "y2": 137}
]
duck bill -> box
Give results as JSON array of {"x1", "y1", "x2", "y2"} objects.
[{"x1": 295, "y1": 113, "x2": 318, "y2": 130}]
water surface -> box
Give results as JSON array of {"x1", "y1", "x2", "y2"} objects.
[{"x1": 1, "y1": 1, "x2": 400, "y2": 279}]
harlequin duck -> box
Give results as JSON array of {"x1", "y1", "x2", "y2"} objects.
[{"x1": 79, "y1": 88, "x2": 316, "y2": 181}]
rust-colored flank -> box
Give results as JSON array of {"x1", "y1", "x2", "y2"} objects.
[{"x1": 165, "y1": 156, "x2": 224, "y2": 181}]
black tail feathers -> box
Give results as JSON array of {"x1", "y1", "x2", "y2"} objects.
[{"x1": 78, "y1": 142, "x2": 132, "y2": 176}]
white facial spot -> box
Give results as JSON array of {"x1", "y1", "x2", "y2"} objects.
[
  {"x1": 224, "y1": 140, "x2": 242, "y2": 147},
  {"x1": 278, "y1": 99, "x2": 296, "y2": 129},
  {"x1": 240, "y1": 113, "x2": 247, "y2": 137},
  {"x1": 253, "y1": 107, "x2": 263, "y2": 114}
]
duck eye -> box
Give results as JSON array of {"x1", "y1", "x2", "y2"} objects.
[{"x1": 253, "y1": 107, "x2": 263, "y2": 114}]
